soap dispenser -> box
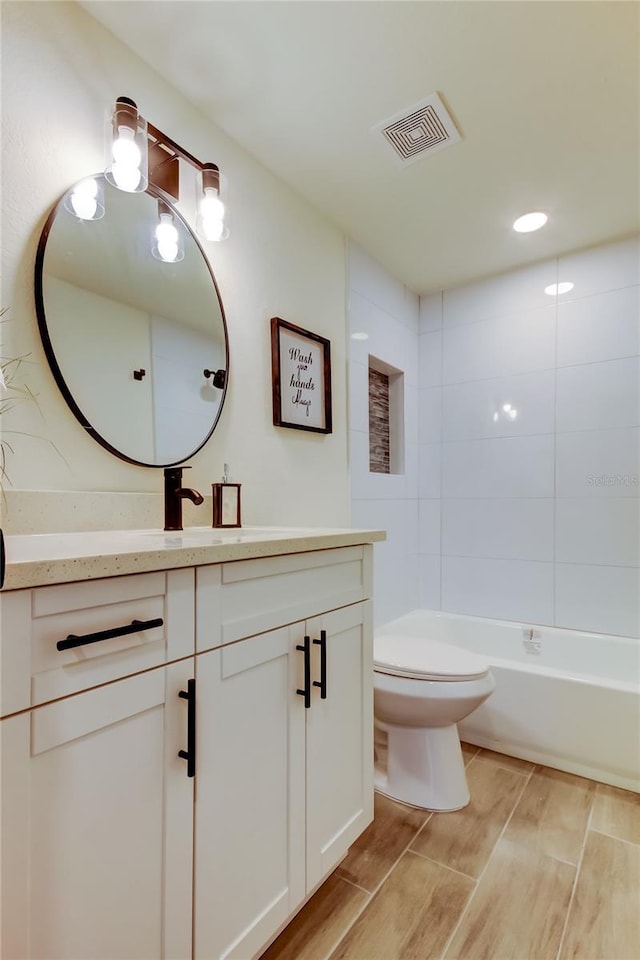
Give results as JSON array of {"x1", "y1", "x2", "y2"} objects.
[{"x1": 212, "y1": 463, "x2": 242, "y2": 528}]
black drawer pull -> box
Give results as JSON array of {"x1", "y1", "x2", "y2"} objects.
[
  {"x1": 296, "y1": 635, "x2": 311, "y2": 709},
  {"x1": 313, "y1": 630, "x2": 327, "y2": 700},
  {"x1": 178, "y1": 678, "x2": 196, "y2": 778},
  {"x1": 56, "y1": 617, "x2": 164, "y2": 651}
]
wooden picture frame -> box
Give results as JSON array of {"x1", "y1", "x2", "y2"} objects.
[{"x1": 270, "y1": 317, "x2": 332, "y2": 434}]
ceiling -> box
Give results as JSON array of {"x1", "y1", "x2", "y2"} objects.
[{"x1": 82, "y1": 1, "x2": 639, "y2": 294}]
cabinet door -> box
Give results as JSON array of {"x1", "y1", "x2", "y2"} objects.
[
  {"x1": 194, "y1": 626, "x2": 306, "y2": 960},
  {"x1": 305, "y1": 601, "x2": 374, "y2": 890},
  {"x1": 0, "y1": 661, "x2": 193, "y2": 960}
]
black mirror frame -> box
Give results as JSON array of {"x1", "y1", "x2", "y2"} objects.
[{"x1": 34, "y1": 175, "x2": 229, "y2": 468}]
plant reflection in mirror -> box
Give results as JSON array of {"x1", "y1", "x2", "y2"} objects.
[{"x1": 0, "y1": 307, "x2": 64, "y2": 493}]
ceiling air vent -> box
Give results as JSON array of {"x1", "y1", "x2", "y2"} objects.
[{"x1": 373, "y1": 92, "x2": 461, "y2": 167}]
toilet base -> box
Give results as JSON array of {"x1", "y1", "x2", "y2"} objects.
[{"x1": 375, "y1": 721, "x2": 470, "y2": 811}]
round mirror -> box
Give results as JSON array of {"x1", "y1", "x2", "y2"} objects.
[{"x1": 35, "y1": 175, "x2": 229, "y2": 466}]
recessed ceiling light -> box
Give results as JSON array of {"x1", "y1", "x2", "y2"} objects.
[
  {"x1": 351, "y1": 332, "x2": 369, "y2": 341},
  {"x1": 544, "y1": 282, "x2": 575, "y2": 296},
  {"x1": 513, "y1": 212, "x2": 548, "y2": 233}
]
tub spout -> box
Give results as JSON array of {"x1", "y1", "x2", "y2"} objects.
[{"x1": 164, "y1": 466, "x2": 204, "y2": 531}]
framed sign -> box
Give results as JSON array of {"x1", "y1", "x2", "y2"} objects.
[{"x1": 270, "y1": 317, "x2": 332, "y2": 434}]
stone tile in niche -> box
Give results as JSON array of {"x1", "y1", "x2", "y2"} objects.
[{"x1": 369, "y1": 368, "x2": 390, "y2": 474}]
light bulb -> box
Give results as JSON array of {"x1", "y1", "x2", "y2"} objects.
[
  {"x1": 503, "y1": 403, "x2": 512, "y2": 413},
  {"x1": 200, "y1": 187, "x2": 225, "y2": 221},
  {"x1": 112, "y1": 161, "x2": 141, "y2": 192},
  {"x1": 513, "y1": 212, "x2": 548, "y2": 233},
  {"x1": 155, "y1": 214, "x2": 179, "y2": 247},
  {"x1": 493, "y1": 412, "x2": 499, "y2": 423},
  {"x1": 508, "y1": 409, "x2": 518, "y2": 420},
  {"x1": 154, "y1": 212, "x2": 183, "y2": 262},
  {"x1": 157, "y1": 239, "x2": 179, "y2": 262},
  {"x1": 69, "y1": 178, "x2": 98, "y2": 220},
  {"x1": 112, "y1": 126, "x2": 142, "y2": 167}
]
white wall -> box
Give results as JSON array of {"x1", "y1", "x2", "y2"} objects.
[
  {"x1": 347, "y1": 245, "x2": 420, "y2": 626},
  {"x1": 419, "y1": 236, "x2": 639, "y2": 638},
  {"x1": 0, "y1": 1, "x2": 348, "y2": 529}
]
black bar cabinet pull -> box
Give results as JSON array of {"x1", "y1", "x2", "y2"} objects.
[
  {"x1": 178, "y1": 678, "x2": 196, "y2": 778},
  {"x1": 56, "y1": 617, "x2": 164, "y2": 651},
  {"x1": 313, "y1": 630, "x2": 328, "y2": 700},
  {"x1": 296, "y1": 636, "x2": 311, "y2": 709}
]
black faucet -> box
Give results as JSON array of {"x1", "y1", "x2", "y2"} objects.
[{"x1": 164, "y1": 466, "x2": 204, "y2": 531}]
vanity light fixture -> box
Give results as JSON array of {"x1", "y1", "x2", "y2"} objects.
[
  {"x1": 545, "y1": 282, "x2": 574, "y2": 296},
  {"x1": 513, "y1": 211, "x2": 548, "y2": 233},
  {"x1": 105, "y1": 96, "x2": 228, "y2": 240},
  {"x1": 198, "y1": 164, "x2": 228, "y2": 241},
  {"x1": 64, "y1": 177, "x2": 105, "y2": 221},
  {"x1": 152, "y1": 200, "x2": 184, "y2": 263},
  {"x1": 105, "y1": 97, "x2": 148, "y2": 193}
]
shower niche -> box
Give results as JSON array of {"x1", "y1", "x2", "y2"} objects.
[{"x1": 368, "y1": 356, "x2": 404, "y2": 475}]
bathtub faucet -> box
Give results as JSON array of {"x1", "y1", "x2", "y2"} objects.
[{"x1": 164, "y1": 466, "x2": 204, "y2": 531}]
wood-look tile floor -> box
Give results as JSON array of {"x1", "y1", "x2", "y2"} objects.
[{"x1": 262, "y1": 746, "x2": 640, "y2": 960}]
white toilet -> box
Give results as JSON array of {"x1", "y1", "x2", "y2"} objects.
[{"x1": 374, "y1": 633, "x2": 495, "y2": 811}]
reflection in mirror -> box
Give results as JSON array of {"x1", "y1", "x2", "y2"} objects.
[{"x1": 35, "y1": 176, "x2": 228, "y2": 466}]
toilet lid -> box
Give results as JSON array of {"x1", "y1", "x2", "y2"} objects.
[{"x1": 374, "y1": 634, "x2": 489, "y2": 681}]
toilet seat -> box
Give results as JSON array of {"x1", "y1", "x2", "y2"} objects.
[{"x1": 374, "y1": 634, "x2": 489, "y2": 682}]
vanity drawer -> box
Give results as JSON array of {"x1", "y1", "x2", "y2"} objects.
[
  {"x1": 196, "y1": 545, "x2": 372, "y2": 651},
  {"x1": 1, "y1": 567, "x2": 194, "y2": 716}
]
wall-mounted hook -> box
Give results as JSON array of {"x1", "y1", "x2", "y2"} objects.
[
  {"x1": 133, "y1": 368, "x2": 146, "y2": 381},
  {"x1": 204, "y1": 368, "x2": 226, "y2": 389}
]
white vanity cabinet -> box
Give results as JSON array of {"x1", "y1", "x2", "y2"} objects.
[
  {"x1": 0, "y1": 568, "x2": 195, "y2": 960},
  {"x1": 193, "y1": 600, "x2": 373, "y2": 960},
  {"x1": 0, "y1": 538, "x2": 376, "y2": 960}
]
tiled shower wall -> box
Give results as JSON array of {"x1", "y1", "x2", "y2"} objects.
[
  {"x1": 349, "y1": 236, "x2": 639, "y2": 637},
  {"x1": 348, "y1": 245, "x2": 420, "y2": 626},
  {"x1": 419, "y1": 236, "x2": 639, "y2": 638}
]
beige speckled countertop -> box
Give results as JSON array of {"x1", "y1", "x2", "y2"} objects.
[{"x1": 1, "y1": 526, "x2": 386, "y2": 591}]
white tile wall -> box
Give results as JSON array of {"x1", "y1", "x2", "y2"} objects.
[
  {"x1": 418, "y1": 387, "x2": 442, "y2": 444},
  {"x1": 418, "y1": 499, "x2": 441, "y2": 555},
  {"x1": 441, "y1": 556, "x2": 554, "y2": 624},
  {"x1": 442, "y1": 306, "x2": 556, "y2": 384},
  {"x1": 418, "y1": 443, "x2": 442, "y2": 499},
  {"x1": 351, "y1": 236, "x2": 640, "y2": 637},
  {"x1": 555, "y1": 358, "x2": 639, "y2": 433},
  {"x1": 557, "y1": 286, "x2": 639, "y2": 367},
  {"x1": 419, "y1": 554, "x2": 441, "y2": 610},
  {"x1": 442, "y1": 435, "x2": 555, "y2": 499},
  {"x1": 442, "y1": 369, "x2": 555, "y2": 441},
  {"x1": 555, "y1": 563, "x2": 640, "y2": 638},
  {"x1": 442, "y1": 498, "x2": 554, "y2": 562},
  {"x1": 442, "y1": 258, "x2": 557, "y2": 328},
  {"x1": 555, "y1": 428, "x2": 640, "y2": 499},
  {"x1": 556, "y1": 499, "x2": 640, "y2": 567},
  {"x1": 419, "y1": 331, "x2": 443, "y2": 387},
  {"x1": 348, "y1": 244, "x2": 420, "y2": 626},
  {"x1": 557, "y1": 236, "x2": 640, "y2": 300},
  {"x1": 419, "y1": 291, "x2": 443, "y2": 333}
]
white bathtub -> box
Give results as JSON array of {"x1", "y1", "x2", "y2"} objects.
[{"x1": 377, "y1": 610, "x2": 640, "y2": 793}]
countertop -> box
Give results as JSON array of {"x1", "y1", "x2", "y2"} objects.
[{"x1": 1, "y1": 526, "x2": 386, "y2": 591}]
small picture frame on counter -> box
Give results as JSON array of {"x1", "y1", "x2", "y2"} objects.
[{"x1": 212, "y1": 482, "x2": 242, "y2": 528}]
